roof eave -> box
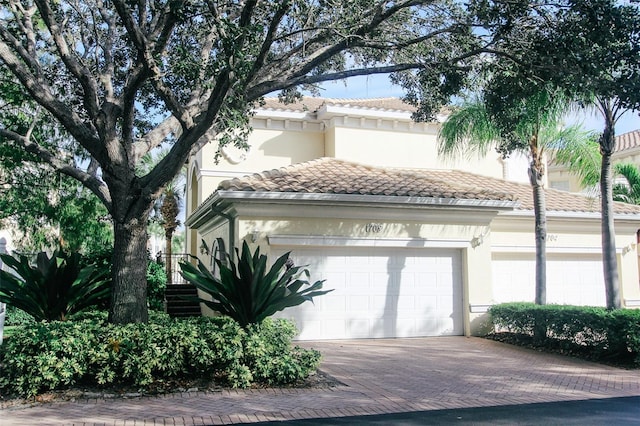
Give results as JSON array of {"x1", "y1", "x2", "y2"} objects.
[
  {"x1": 502, "y1": 209, "x2": 640, "y2": 221},
  {"x1": 185, "y1": 192, "x2": 224, "y2": 229},
  {"x1": 215, "y1": 190, "x2": 518, "y2": 210}
]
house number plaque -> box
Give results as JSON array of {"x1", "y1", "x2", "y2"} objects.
[{"x1": 365, "y1": 222, "x2": 383, "y2": 233}]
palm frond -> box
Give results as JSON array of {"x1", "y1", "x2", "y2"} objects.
[{"x1": 438, "y1": 101, "x2": 501, "y2": 160}]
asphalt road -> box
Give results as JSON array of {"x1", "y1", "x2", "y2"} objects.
[{"x1": 242, "y1": 396, "x2": 640, "y2": 425}]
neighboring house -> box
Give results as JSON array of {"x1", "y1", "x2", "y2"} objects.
[
  {"x1": 186, "y1": 98, "x2": 640, "y2": 340},
  {"x1": 548, "y1": 129, "x2": 640, "y2": 192}
]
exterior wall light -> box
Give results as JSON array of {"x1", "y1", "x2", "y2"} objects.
[{"x1": 199, "y1": 241, "x2": 209, "y2": 256}]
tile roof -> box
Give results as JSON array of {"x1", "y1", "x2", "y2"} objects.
[
  {"x1": 218, "y1": 158, "x2": 640, "y2": 215},
  {"x1": 258, "y1": 97, "x2": 417, "y2": 114},
  {"x1": 219, "y1": 158, "x2": 513, "y2": 202},
  {"x1": 426, "y1": 169, "x2": 640, "y2": 214},
  {"x1": 615, "y1": 129, "x2": 640, "y2": 153}
]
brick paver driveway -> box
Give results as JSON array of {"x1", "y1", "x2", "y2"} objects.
[{"x1": 3, "y1": 337, "x2": 640, "y2": 425}]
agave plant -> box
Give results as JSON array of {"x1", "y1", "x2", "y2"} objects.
[
  {"x1": 179, "y1": 241, "x2": 332, "y2": 328},
  {"x1": 0, "y1": 250, "x2": 111, "y2": 322}
]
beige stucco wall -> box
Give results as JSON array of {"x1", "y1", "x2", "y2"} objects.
[
  {"x1": 329, "y1": 125, "x2": 506, "y2": 179},
  {"x1": 193, "y1": 127, "x2": 325, "y2": 193},
  {"x1": 547, "y1": 166, "x2": 590, "y2": 193},
  {"x1": 196, "y1": 220, "x2": 233, "y2": 317},
  {"x1": 617, "y1": 222, "x2": 640, "y2": 305}
]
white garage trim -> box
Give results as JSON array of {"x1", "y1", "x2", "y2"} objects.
[
  {"x1": 269, "y1": 234, "x2": 471, "y2": 248},
  {"x1": 273, "y1": 246, "x2": 464, "y2": 340},
  {"x1": 492, "y1": 245, "x2": 615, "y2": 254}
]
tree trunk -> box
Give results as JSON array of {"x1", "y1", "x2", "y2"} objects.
[
  {"x1": 109, "y1": 218, "x2": 149, "y2": 324},
  {"x1": 528, "y1": 141, "x2": 547, "y2": 306},
  {"x1": 600, "y1": 122, "x2": 621, "y2": 309},
  {"x1": 165, "y1": 230, "x2": 173, "y2": 285}
]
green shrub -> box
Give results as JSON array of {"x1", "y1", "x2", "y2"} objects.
[
  {"x1": 146, "y1": 260, "x2": 167, "y2": 311},
  {"x1": 0, "y1": 313, "x2": 321, "y2": 398},
  {"x1": 0, "y1": 318, "x2": 98, "y2": 396},
  {"x1": 489, "y1": 302, "x2": 640, "y2": 364},
  {"x1": 244, "y1": 318, "x2": 321, "y2": 385},
  {"x1": 4, "y1": 305, "x2": 36, "y2": 327},
  {"x1": 180, "y1": 241, "x2": 332, "y2": 327},
  {"x1": 0, "y1": 250, "x2": 111, "y2": 321}
]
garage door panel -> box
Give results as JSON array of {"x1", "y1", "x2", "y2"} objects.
[
  {"x1": 274, "y1": 246, "x2": 463, "y2": 340},
  {"x1": 323, "y1": 294, "x2": 346, "y2": 312},
  {"x1": 370, "y1": 273, "x2": 392, "y2": 294},
  {"x1": 397, "y1": 295, "x2": 416, "y2": 311},
  {"x1": 492, "y1": 253, "x2": 606, "y2": 306},
  {"x1": 348, "y1": 275, "x2": 370, "y2": 294},
  {"x1": 348, "y1": 295, "x2": 370, "y2": 312}
]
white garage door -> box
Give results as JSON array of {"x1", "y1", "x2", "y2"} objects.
[
  {"x1": 273, "y1": 246, "x2": 464, "y2": 340},
  {"x1": 492, "y1": 253, "x2": 606, "y2": 306}
]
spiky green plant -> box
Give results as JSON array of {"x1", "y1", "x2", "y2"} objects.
[
  {"x1": 179, "y1": 241, "x2": 332, "y2": 328},
  {"x1": 0, "y1": 250, "x2": 111, "y2": 321},
  {"x1": 612, "y1": 163, "x2": 640, "y2": 205}
]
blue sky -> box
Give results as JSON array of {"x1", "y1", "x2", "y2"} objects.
[{"x1": 313, "y1": 74, "x2": 640, "y2": 135}]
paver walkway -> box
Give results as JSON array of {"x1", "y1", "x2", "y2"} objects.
[{"x1": 2, "y1": 337, "x2": 640, "y2": 425}]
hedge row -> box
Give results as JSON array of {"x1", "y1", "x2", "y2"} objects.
[
  {"x1": 489, "y1": 303, "x2": 640, "y2": 364},
  {"x1": 0, "y1": 312, "x2": 320, "y2": 398}
]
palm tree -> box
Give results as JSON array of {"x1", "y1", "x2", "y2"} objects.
[
  {"x1": 612, "y1": 163, "x2": 640, "y2": 205},
  {"x1": 159, "y1": 181, "x2": 183, "y2": 284},
  {"x1": 557, "y1": 105, "x2": 634, "y2": 309},
  {"x1": 439, "y1": 91, "x2": 595, "y2": 305}
]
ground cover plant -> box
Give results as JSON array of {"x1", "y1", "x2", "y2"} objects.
[
  {"x1": 487, "y1": 302, "x2": 640, "y2": 366},
  {"x1": 0, "y1": 311, "x2": 321, "y2": 398}
]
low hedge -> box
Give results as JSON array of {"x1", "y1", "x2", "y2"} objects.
[
  {"x1": 3, "y1": 305, "x2": 36, "y2": 327},
  {"x1": 489, "y1": 303, "x2": 640, "y2": 364},
  {"x1": 0, "y1": 311, "x2": 320, "y2": 398}
]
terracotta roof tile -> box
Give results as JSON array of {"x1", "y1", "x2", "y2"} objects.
[
  {"x1": 426, "y1": 169, "x2": 640, "y2": 215},
  {"x1": 219, "y1": 158, "x2": 515, "y2": 203},
  {"x1": 218, "y1": 158, "x2": 640, "y2": 215},
  {"x1": 615, "y1": 129, "x2": 640, "y2": 153}
]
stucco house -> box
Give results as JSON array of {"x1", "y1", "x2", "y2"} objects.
[
  {"x1": 185, "y1": 97, "x2": 640, "y2": 340},
  {"x1": 548, "y1": 129, "x2": 640, "y2": 192}
]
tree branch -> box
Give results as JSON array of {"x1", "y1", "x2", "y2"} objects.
[
  {"x1": 0, "y1": 128, "x2": 112, "y2": 209},
  {"x1": 34, "y1": 0, "x2": 102, "y2": 121},
  {"x1": 0, "y1": 40, "x2": 104, "y2": 160},
  {"x1": 247, "y1": 1, "x2": 291, "y2": 83},
  {"x1": 111, "y1": 0, "x2": 192, "y2": 129}
]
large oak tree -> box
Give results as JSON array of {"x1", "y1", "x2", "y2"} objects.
[{"x1": 0, "y1": 0, "x2": 506, "y2": 323}]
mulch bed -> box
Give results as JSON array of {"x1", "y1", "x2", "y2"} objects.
[{"x1": 0, "y1": 369, "x2": 345, "y2": 410}]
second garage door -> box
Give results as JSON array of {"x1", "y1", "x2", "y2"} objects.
[
  {"x1": 492, "y1": 252, "x2": 606, "y2": 306},
  {"x1": 273, "y1": 246, "x2": 464, "y2": 340}
]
